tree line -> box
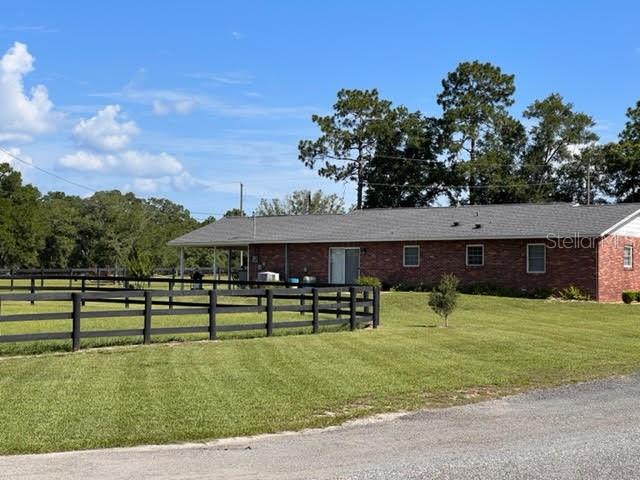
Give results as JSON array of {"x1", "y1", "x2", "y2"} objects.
[
  {"x1": 299, "y1": 61, "x2": 640, "y2": 208},
  {"x1": 0, "y1": 164, "x2": 222, "y2": 270},
  {"x1": 0, "y1": 161, "x2": 344, "y2": 270}
]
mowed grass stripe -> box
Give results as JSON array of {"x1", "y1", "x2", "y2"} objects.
[{"x1": 0, "y1": 292, "x2": 639, "y2": 453}]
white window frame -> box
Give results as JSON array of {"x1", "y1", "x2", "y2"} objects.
[
  {"x1": 526, "y1": 243, "x2": 546, "y2": 274},
  {"x1": 624, "y1": 245, "x2": 633, "y2": 269},
  {"x1": 466, "y1": 244, "x2": 484, "y2": 267},
  {"x1": 403, "y1": 245, "x2": 420, "y2": 267}
]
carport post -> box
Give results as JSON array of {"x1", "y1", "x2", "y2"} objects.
[
  {"x1": 227, "y1": 248, "x2": 232, "y2": 289},
  {"x1": 212, "y1": 247, "x2": 217, "y2": 282},
  {"x1": 179, "y1": 247, "x2": 185, "y2": 291}
]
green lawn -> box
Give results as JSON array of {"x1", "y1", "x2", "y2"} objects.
[{"x1": 0, "y1": 292, "x2": 639, "y2": 454}]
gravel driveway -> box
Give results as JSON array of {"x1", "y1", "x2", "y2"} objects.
[{"x1": 2, "y1": 373, "x2": 640, "y2": 480}]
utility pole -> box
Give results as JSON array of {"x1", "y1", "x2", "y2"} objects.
[
  {"x1": 239, "y1": 182, "x2": 244, "y2": 214},
  {"x1": 586, "y1": 158, "x2": 592, "y2": 205}
]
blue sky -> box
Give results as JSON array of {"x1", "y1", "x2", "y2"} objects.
[{"x1": 0, "y1": 0, "x2": 639, "y2": 219}]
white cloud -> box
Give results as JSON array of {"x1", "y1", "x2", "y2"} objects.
[
  {"x1": 72, "y1": 104, "x2": 139, "y2": 151},
  {"x1": 231, "y1": 31, "x2": 243, "y2": 40},
  {"x1": 152, "y1": 98, "x2": 196, "y2": 116},
  {"x1": 58, "y1": 150, "x2": 109, "y2": 171},
  {"x1": 0, "y1": 25, "x2": 59, "y2": 33},
  {"x1": 90, "y1": 86, "x2": 314, "y2": 119},
  {"x1": 59, "y1": 150, "x2": 183, "y2": 177},
  {"x1": 187, "y1": 71, "x2": 253, "y2": 85},
  {"x1": 0, "y1": 42, "x2": 60, "y2": 141},
  {"x1": 0, "y1": 146, "x2": 32, "y2": 174},
  {"x1": 128, "y1": 177, "x2": 159, "y2": 193}
]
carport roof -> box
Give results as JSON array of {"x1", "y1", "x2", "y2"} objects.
[{"x1": 168, "y1": 202, "x2": 640, "y2": 247}]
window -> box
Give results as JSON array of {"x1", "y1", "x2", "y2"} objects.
[
  {"x1": 403, "y1": 245, "x2": 420, "y2": 267},
  {"x1": 466, "y1": 245, "x2": 484, "y2": 266},
  {"x1": 624, "y1": 245, "x2": 633, "y2": 269},
  {"x1": 527, "y1": 244, "x2": 546, "y2": 273}
]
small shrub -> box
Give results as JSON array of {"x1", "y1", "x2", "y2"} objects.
[
  {"x1": 428, "y1": 273, "x2": 460, "y2": 328},
  {"x1": 459, "y1": 282, "x2": 522, "y2": 298},
  {"x1": 126, "y1": 246, "x2": 153, "y2": 289},
  {"x1": 557, "y1": 285, "x2": 591, "y2": 301},
  {"x1": 356, "y1": 276, "x2": 382, "y2": 288},
  {"x1": 532, "y1": 287, "x2": 554, "y2": 300},
  {"x1": 622, "y1": 291, "x2": 640, "y2": 304},
  {"x1": 391, "y1": 281, "x2": 431, "y2": 292}
]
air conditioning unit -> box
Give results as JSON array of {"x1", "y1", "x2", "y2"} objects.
[{"x1": 257, "y1": 271, "x2": 280, "y2": 282}]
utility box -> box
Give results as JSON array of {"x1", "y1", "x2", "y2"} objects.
[{"x1": 257, "y1": 271, "x2": 280, "y2": 282}]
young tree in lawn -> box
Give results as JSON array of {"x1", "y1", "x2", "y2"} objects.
[
  {"x1": 299, "y1": 89, "x2": 395, "y2": 209},
  {"x1": 255, "y1": 189, "x2": 345, "y2": 216},
  {"x1": 428, "y1": 273, "x2": 460, "y2": 328},
  {"x1": 437, "y1": 61, "x2": 521, "y2": 204}
]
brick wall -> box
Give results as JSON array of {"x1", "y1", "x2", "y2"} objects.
[
  {"x1": 249, "y1": 239, "x2": 598, "y2": 297},
  {"x1": 597, "y1": 235, "x2": 640, "y2": 301}
]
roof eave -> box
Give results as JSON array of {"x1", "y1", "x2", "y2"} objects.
[
  {"x1": 167, "y1": 233, "x2": 603, "y2": 248},
  {"x1": 599, "y1": 208, "x2": 640, "y2": 237}
]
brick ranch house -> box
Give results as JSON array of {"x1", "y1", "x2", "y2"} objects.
[{"x1": 169, "y1": 203, "x2": 640, "y2": 302}]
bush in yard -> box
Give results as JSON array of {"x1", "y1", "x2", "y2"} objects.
[
  {"x1": 532, "y1": 287, "x2": 554, "y2": 300},
  {"x1": 622, "y1": 291, "x2": 640, "y2": 304},
  {"x1": 391, "y1": 281, "x2": 431, "y2": 292},
  {"x1": 428, "y1": 273, "x2": 460, "y2": 327},
  {"x1": 356, "y1": 276, "x2": 382, "y2": 288},
  {"x1": 126, "y1": 246, "x2": 153, "y2": 289},
  {"x1": 557, "y1": 285, "x2": 591, "y2": 301},
  {"x1": 459, "y1": 282, "x2": 522, "y2": 298}
]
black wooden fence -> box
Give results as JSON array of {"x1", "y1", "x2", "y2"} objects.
[
  {"x1": 0, "y1": 272, "x2": 336, "y2": 293},
  {"x1": 0, "y1": 285, "x2": 380, "y2": 351}
]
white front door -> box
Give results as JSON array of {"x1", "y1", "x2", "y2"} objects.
[{"x1": 330, "y1": 248, "x2": 360, "y2": 284}]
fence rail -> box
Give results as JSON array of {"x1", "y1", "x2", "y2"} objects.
[
  {"x1": 0, "y1": 272, "x2": 344, "y2": 295},
  {"x1": 0, "y1": 285, "x2": 380, "y2": 351}
]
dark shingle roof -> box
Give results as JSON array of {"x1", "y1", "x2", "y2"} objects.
[{"x1": 168, "y1": 203, "x2": 640, "y2": 247}]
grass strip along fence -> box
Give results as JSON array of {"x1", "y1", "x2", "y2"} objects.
[{"x1": 0, "y1": 284, "x2": 380, "y2": 351}]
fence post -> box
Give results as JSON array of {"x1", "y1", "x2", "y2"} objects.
[
  {"x1": 363, "y1": 289, "x2": 370, "y2": 315},
  {"x1": 209, "y1": 289, "x2": 217, "y2": 340},
  {"x1": 266, "y1": 289, "x2": 274, "y2": 337},
  {"x1": 30, "y1": 277, "x2": 35, "y2": 305},
  {"x1": 312, "y1": 288, "x2": 319, "y2": 334},
  {"x1": 81, "y1": 277, "x2": 86, "y2": 306},
  {"x1": 349, "y1": 286, "x2": 357, "y2": 331},
  {"x1": 10, "y1": 269, "x2": 13, "y2": 291},
  {"x1": 68, "y1": 269, "x2": 72, "y2": 289},
  {"x1": 40, "y1": 268, "x2": 44, "y2": 287},
  {"x1": 124, "y1": 277, "x2": 130, "y2": 309},
  {"x1": 72, "y1": 292, "x2": 82, "y2": 351},
  {"x1": 168, "y1": 280, "x2": 174, "y2": 309},
  {"x1": 299, "y1": 291, "x2": 305, "y2": 315},
  {"x1": 373, "y1": 286, "x2": 380, "y2": 328},
  {"x1": 144, "y1": 290, "x2": 152, "y2": 345},
  {"x1": 96, "y1": 267, "x2": 101, "y2": 288},
  {"x1": 336, "y1": 291, "x2": 342, "y2": 319}
]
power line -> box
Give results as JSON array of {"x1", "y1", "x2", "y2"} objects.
[
  {"x1": 0, "y1": 146, "x2": 95, "y2": 193},
  {"x1": 323, "y1": 153, "x2": 566, "y2": 168},
  {"x1": 365, "y1": 181, "x2": 559, "y2": 190}
]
